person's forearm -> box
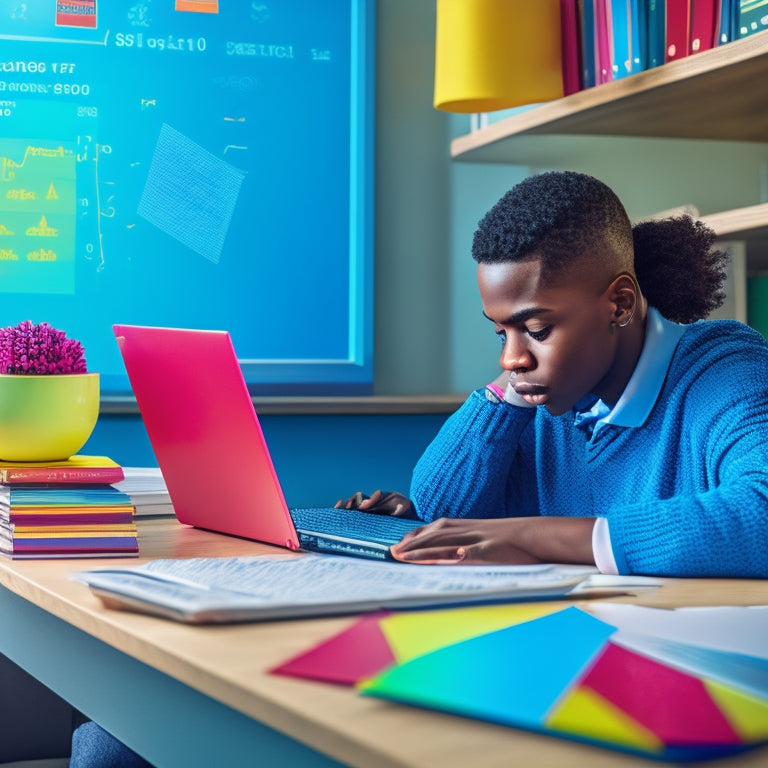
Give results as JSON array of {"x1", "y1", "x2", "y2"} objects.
[
  {"x1": 390, "y1": 515, "x2": 597, "y2": 566},
  {"x1": 517, "y1": 516, "x2": 596, "y2": 565}
]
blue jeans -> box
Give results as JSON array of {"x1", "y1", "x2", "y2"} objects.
[{"x1": 70, "y1": 721, "x2": 154, "y2": 768}]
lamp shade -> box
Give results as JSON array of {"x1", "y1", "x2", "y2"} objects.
[{"x1": 434, "y1": 0, "x2": 564, "y2": 113}]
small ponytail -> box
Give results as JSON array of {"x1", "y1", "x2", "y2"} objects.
[{"x1": 632, "y1": 216, "x2": 728, "y2": 324}]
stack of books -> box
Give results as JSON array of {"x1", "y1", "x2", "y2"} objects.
[
  {"x1": 0, "y1": 455, "x2": 139, "y2": 559},
  {"x1": 113, "y1": 467, "x2": 174, "y2": 518}
]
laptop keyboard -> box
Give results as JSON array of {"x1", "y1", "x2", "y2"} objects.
[{"x1": 290, "y1": 506, "x2": 423, "y2": 546}]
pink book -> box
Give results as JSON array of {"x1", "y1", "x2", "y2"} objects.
[
  {"x1": 689, "y1": 0, "x2": 718, "y2": 54},
  {"x1": 560, "y1": 0, "x2": 583, "y2": 95},
  {"x1": 593, "y1": 0, "x2": 614, "y2": 85},
  {"x1": 666, "y1": 0, "x2": 693, "y2": 62}
]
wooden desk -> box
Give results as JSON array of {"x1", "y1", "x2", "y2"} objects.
[{"x1": 1, "y1": 517, "x2": 767, "y2": 768}]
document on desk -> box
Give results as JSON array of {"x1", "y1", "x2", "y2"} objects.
[{"x1": 73, "y1": 555, "x2": 596, "y2": 623}]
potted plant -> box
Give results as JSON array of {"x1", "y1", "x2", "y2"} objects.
[{"x1": 0, "y1": 321, "x2": 99, "y2": 461}]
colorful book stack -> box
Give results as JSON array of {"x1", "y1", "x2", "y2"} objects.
[{"x1": 0, "y1": 455, "x2": 138, "y2": 559}]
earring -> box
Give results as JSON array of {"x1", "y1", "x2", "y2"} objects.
[{"x1": 617, "y1": 308, "x2": 635, "y2": 328}]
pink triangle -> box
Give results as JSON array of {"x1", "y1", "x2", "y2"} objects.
[
  {"x1": 580, "y1": 642, "x2": 742, "y2": 745},
  {"x1": 270, "y1": 612, "x2": 395, "y2": 686}
]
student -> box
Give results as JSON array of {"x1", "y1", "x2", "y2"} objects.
[
  {"x1": 70, "y1": 170, "x2": 768, "y2": 766},
  {"x1": 338, "y1": 171, "x2": 768, "y2": 578}
]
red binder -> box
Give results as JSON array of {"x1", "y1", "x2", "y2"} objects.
[
  {"x1": 690, "y1": 0, "x2": 719, "y2": 53},
  {"x1": 666, "y1": 0, "x2": 693, "y2": 61},
  {"x1": 560, "y1": 0, "x2": 583, "y2": 94}
]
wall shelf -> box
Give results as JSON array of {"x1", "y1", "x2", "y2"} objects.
[
  {"x1": 451, "y1": 31, "x2": 768, "y2": 269},
  {"x1": 702, "y1": 202, "x2": 768, "y2": 271},
  {"x1": 451, "y1": 30, "x2": 768, "y2": 164},
  {"x1": 701, "y1": 202, "x2": 768, "y2": 241}
]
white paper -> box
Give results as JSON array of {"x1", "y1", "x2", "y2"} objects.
[
  {"x1": 74, "y1": 555, "x2": 596, "y2": 623},
  {"x1": 586, "y1": 603, "x2": 768, "y2": 658}
]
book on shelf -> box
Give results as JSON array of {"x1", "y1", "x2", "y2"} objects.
[
  {"x1": 611, "y1": 0, "x2": 646, "y2": 79},
  {"x1": 666, "y1": 0, "x2": 692, "y2": 61},
  {"x1": 560, "y1": 0, "x2": 583, "y2": 95},
  {"x1": 738, "y1": 0, "x2": 768, "y2": 37},
  {"x1": 0, "y1": 455, "x2": 125, "y2": 485},
  {"x1": 646, "y1": 0, "x2": 667, "y2": 67},
  {"x1": 690, "y1": 0, "x2": 719, "y2": 52},
  {"x1": 719, "y1": 0, "x2": 736, "y2": 42},
  {"x1": 593, "y1": 0, "x2": 614, "y2": 84},
  {"x1": 578, "y1": 0, "x2": 597, "y2": 87},
  {"x1": 747, "y1": 273, "x2": 768, "y2": 341},
  {"x1": 636, "y1": 0, "x2": 650, "y2": 67}
]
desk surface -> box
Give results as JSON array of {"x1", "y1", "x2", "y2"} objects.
[{"x1": 1, "y1": 517, "x2": 767, "y2": 768}]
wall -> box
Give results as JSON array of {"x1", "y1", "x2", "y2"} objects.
[{"x1": 373, "y1": 0, "x2": 452, "y2": 395}]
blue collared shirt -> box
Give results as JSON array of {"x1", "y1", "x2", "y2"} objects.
[
  {"x1": 575, "y1": 306, "x2": 686, "y2": 436},
  {"x1": 579, "y1": 307, "x2": 686, "y2": 573}
]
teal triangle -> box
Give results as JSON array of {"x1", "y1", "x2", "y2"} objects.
[{"x1": 363, "y1": 606, "x2": 615, "y2": 727}]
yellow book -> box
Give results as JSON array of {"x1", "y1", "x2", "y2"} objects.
[{"x1": 0, "y1": 455, "x2": 124, "y2": 485}]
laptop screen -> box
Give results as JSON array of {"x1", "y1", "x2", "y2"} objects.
[{"x1": 113, "y1": 324, "x2": 301, "y2": 550}]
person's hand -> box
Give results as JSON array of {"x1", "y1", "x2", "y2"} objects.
[
  {"x1": 389, "y1": 516, "x2": 595, "y2": 565},
  {"x1": 334, "y1": 489, "x2": 417, "y2": 518}
]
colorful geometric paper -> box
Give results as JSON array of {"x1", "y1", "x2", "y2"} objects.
[
  {"x1": 577, "y1": 642, "x2": 741, "y2": 745},
  {"x1": 361, "y1": 607, "x2": 615, "y2": 728},
  {"x1": 271, "y1": 602, "x2": 564, "y2": 683},
  {"x1": 270, "y1": 612, "x2": 395, "y2": 685},
  {"x1": 272, "y1": 603, "x2": 768, "y2": 761}
]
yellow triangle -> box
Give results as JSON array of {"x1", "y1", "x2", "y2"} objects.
[
  {"x1": 705, "y1": 680, "x2": 768, "y2": 742},
  {"x1": 380, "y1": 603, "x2": 564, "y2": 662},
  {"x1": 548, "y1": 686, "x2": 665, "y2": 753},
  {"x1": 47, "y1": 182, "x2": 58, "y2": 200}
]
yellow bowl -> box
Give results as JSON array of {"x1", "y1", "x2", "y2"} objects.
[{"x1": 0, "y1": 373, "x2": 99, "y2": 462}]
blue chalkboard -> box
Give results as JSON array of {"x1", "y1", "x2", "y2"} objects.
[{"x1": 0, "y1": 0, "x2": 374, "y2": 394}]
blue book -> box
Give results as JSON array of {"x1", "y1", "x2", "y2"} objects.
[
  {"x1": 611, "y1": 0, "x2": 646, "y2": 78},
  {"x1": 630, "y1": 0, "x2": 646, "y2": 70},
  {"x1": 0, "y1": 484, "x2": 133, "y2": 508},
  {"x1": 611, "y1": 0, "x2": 633, "y2": 78},
  {"x1": 738, "y1": 0, "x2": 768, "y2": 37},
  {"x1": 637, "y1": 0, "x2": 649, "y2": 65},
  {"x1": 579, "y1": 0, "x2": 597, "y2": 87},
  {"x1": 718, "y1": 0, "x2": 734, "y2": 42},
  {"x1": 646, "y1": 0, "x2": 667, "y2": 68}
]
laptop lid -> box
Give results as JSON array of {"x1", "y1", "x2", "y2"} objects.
[{"x1": 113, "y1": 324, "x2": 301, "y2": 551}]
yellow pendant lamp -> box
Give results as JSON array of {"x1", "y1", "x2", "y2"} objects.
[{"x1": 434, "y1": 0, "x2": 564, "y2": 113}]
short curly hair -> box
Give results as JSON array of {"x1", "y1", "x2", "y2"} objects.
[{"x1": 472, "y1": 171, "x2": 726, "y2": 323}]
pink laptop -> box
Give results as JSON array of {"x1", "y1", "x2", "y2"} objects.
[{"x1": 113, "y1": 324, "x2": 421, "y2": 559}]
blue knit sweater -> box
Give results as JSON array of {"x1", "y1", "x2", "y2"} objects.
[{"x1": 410, "y1": 319, "x2": 768, "y2": 577}]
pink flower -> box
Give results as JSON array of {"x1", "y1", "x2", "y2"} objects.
[{"x1": 0, "y1": 321, "x2": 87, "y2": 375}]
